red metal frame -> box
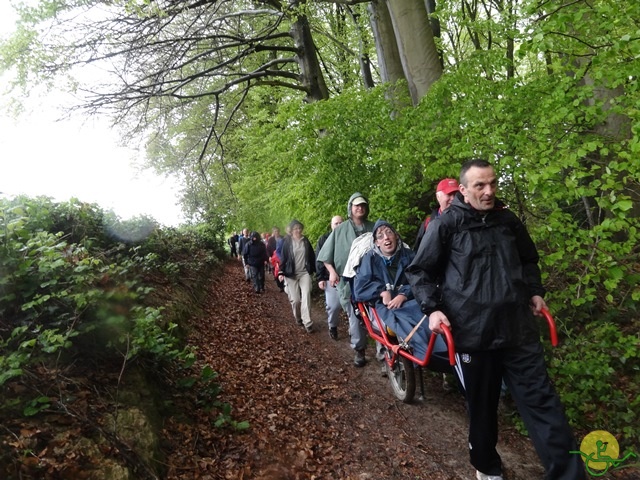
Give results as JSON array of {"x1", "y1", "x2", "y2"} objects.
[
  {"x1": 541, "y1": 307, "x2": 558, "y2": 346},
  {"x1": 357, "y1": 301, "x2": 456, "y2": 369},
  {"x1": 357, "y1": 303, "x2": 559, "y2": 370}
]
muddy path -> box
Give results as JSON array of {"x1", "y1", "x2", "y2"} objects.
[{"x1": 162, "y1": 260, "x2": 557, "y2": 479}]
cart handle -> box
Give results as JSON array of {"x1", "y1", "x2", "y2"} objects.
[
  {"x1": 541, "y1": 307, "x2": 558, "y2": 347},
  {"x1": 425, "y1": 310, "x2": 556, "y2": 366},
  {"x1": 426, "y1": 323, "x2": 456, "y2": 366}
]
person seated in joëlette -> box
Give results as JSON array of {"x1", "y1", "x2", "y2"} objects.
[{"x1": 353, "y1": 220, "x2": 446, "y2": 359}]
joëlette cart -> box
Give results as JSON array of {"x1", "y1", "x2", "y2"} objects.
[{"x1": 354, "y1": 301, "x2": 558, "y2": 404}]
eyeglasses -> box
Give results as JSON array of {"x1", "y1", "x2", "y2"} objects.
[{"x1": 375, "y1": 229, "x2": 394, "y2": 240}]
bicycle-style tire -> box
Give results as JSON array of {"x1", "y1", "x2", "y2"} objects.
[{"x1": 386, "y1": 354, "x2": 416, "y2": 403}]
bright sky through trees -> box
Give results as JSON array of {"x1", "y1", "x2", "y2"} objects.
[{"x1": 0, "y1": 3, "x2": 184, "y2": 226}]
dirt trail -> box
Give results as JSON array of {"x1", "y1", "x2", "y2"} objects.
[{"x1": 163, "y1": 260, "x2": 550, "y2": 480}]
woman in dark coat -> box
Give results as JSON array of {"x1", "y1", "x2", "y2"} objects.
[{"x1": 277, "y1": 220, "x2": 316, "y2": 333}]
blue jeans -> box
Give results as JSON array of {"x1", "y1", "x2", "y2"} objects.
[{"x1": 324, "y1": 284, "x2": 341, "y2": 329}]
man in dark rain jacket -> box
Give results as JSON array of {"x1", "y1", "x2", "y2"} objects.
[{"x1": 406, "y1": 159, "x2": 586, "y2": 480}]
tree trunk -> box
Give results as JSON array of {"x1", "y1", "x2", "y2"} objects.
[
  {"x1": 385, "y1": 0, "x2": 443, "y2": 105},
  {"x1": 360, "y1": 53, "x2": 375, "y2": 89},
  {"x1": 368, "y1": 0, "x2": 405, "y2": 84},
  {"x1": 289, "y1": 2, "x2": 330, "y2": 102},
  {"x1": 424, "y1": 0, "x2": 444, "y2": 69},
  {"x1": 583, "y1": 80, "x2": 638, "y2": 220}
]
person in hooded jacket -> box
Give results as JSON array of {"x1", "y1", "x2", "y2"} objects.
[
  {"x1": 353, "y1": 220, "x2": 446, "y2": 360},
  {"x1": 317, "y1": 193, "x2": 375, "y2": 367},
  {"x1": 406, "y1": 159, "x2": 585, "y2": 480},
  {"x1": 277, "y1": 220, "x2": 316, "y2": 333},
  {"x1": 243, "y1": 231, "x2": 269, "y2": 293}
]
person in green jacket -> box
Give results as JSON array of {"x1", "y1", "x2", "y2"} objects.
[{"x1": 317, "y1": 192, "x2": 375, "y2": 367}]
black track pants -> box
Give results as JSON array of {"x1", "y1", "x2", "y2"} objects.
[{"x1": 455, "y1": 342, "x2": 586, "y2": 479}]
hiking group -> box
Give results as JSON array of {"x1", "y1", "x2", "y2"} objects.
[{"x1": 229, "y1": 159, "x2": 587, "y2": 480}]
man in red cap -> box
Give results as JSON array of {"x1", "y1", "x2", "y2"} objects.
[{"x1": 413, "y1": 178, "x2": 459, "y2": 251}]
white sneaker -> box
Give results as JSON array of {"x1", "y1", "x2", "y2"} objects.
[{"x1": 476, "y1": 470, "x2": 503, "y2": 480}]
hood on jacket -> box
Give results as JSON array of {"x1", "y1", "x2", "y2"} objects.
[
  {"x1": 347, "y1": 192, "x2": 369, "y2": 219},
  {"x1": 250, "y1": 231, "x2": 262, "y2": 242},
  {"x1": 371, "y1": 219, "x2": 402, "y2": 257},
  {"x1": 288, "y1": 219, "x2": 304, "y2": 232}
]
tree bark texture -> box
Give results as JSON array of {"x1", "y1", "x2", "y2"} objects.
[
  {"x1": 385, "y1": 0, "x2": 443, "y2": 105},
  {"x1": 368, "y1": 0, "x2": 405, "y2": 84},
  {"x1": 289, "y1": 3, "x2": 330, "y2": 102}
]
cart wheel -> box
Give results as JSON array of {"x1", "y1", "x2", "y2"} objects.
[{"x1": 386, "y1": 355, "x2": 416, "y2": 403}]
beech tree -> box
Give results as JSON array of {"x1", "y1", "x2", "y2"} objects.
[
  {"x1": 1, "y1": 0, "x2": 450, "y2": 227},
  {"x1": 3, "y1": 0, "x2": 637, "y2": 233}
]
